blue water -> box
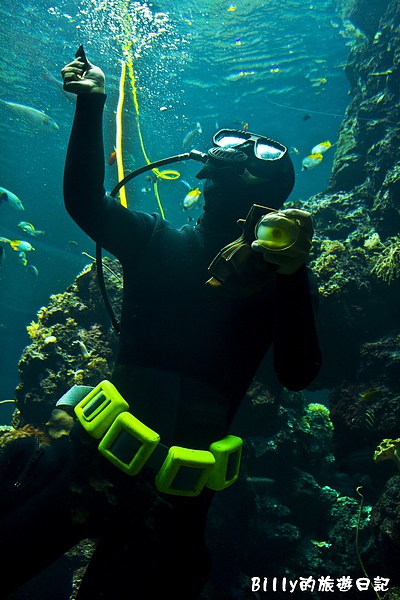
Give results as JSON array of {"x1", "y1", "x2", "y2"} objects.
[{"x1": 0, "y1": 0, "x2": 350, "y2": 414}]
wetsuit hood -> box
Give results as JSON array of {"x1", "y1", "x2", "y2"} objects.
[{"x1": 195, "y1": 143, "x2": 295, "y2": 233}]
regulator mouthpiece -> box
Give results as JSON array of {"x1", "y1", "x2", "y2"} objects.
[{"x1": 196, "y1": 147, "x2": 248, "y2": 180}]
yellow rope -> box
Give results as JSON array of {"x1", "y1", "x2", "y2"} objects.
[
  {"x1": 115, "y1": 30, "x2": 181, "y2": 217},
  {"x1": 125, "y1": 56, "x2": 181, "y2": 218},
  {"x1": 126, "y1": 58, "x2": 140, "y2": 121},
  {"x1": 115, "y1": 60, "x2": 128, "y2": 208},
  {"x1": 152, "y1": 180, "x2": 165, "y2": 219}
]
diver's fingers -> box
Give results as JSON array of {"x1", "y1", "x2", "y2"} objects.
[
  {"x1": 280, "y1": 208, "x2": 311, "y2": 219},
  {"x1": 280, "y1": 209, "x2": 314, "y2": 239},
  {"x1": 62, "y1": 75, "x2": 82, "y2": 92},
  {"x1": 69, "y1": 58, "x2": 95, "y2": 74},
  {"x1": 62, "y1": 70, "x2": 83, "y2": 82},
  {"x1": 251, "y1": 241, "x2": 308, "y2": 275},
  {"x1": 251, "y1": 241, "x2": 285, "y2": 260},
  {"x1": 62, "y1": 59, "x2": 85, "y2": 72},
  {"x1": 280, "y1": 208, "x2": 313, "y2": 227},
  {"x1": 61, "y1": 59, "x2": 93, "y2": 83},
  {"x1": 61, "y1": 69, "x2": 85, "y2": 86},
  {"x1": 62, "y1": 58, "x2": 105, "y2": 92},
  {"x1": 252, "y1": 240, "x2": 309, "y2": 259}
]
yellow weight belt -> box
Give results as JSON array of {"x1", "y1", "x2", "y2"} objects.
[{"x1": 74, "y1": 380, "x2": 243, "y2": 497}]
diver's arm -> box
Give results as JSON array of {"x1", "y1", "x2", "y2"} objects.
[
  {"x1": 62, "y1": 61, "x2": 154, "y2": 262},
  {"x1": 273, "y1": 265, "x2": 322, "y2": 391},
  {"x1": 253, "y1": 208, "x2": 321, "y2": 388},
  {"x1": 63, "y1": 92, "x2": 107, "y2": 229}
]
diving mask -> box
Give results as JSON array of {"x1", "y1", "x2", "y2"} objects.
[
  {"x1": 196, "y1": 129, "x2": 291, "y2": 182},
  {"x1": 213, "y1": 129, "x2": 288, "y2": 177}
]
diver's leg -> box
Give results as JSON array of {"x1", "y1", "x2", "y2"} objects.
[
  {"x1": 0, "y1": 440, "x2": 80, "y2": 599},
  {"x1": 75, "y1": 492, "x2": 213, "y2": 600},
  {"x1": 75, "y1": 531, "x2": 211, "y2": 600}
]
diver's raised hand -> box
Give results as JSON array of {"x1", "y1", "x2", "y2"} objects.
[
  {"x1": 251, "y1": 208, "x2": 313, "y2": 275},
  {"x1": 61, "y1": 58, "x2": 105, "y2": 95}
]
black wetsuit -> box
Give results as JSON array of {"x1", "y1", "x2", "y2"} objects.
[
  {"x1": 63, "y1": 94, "x2": 320, "y2": 437},
  {"x1": 0, "y1": 94, "x2": 321, "y2": 600}
]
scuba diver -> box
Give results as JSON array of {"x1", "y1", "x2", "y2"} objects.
[{"x1": 0, "y1": 54, "x2": 321, "y2": 600}]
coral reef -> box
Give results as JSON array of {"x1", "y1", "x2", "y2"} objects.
[
  {"x1": 373, "y1": 439, "x2": 400, "y2": 471},
  {"x1": 372, "y1": 236, "x2": 400, "y2": 283},
  {"x1": 0, "y1": 424, "x2": 50, "y2": 450},
  {"x1": 201, "y1": 1, "x2": 400, "y2": 595},
  {"x1": 13, "y1": 258, "x2": 122, "y2": 428},
  {"x1": 299, "y1": 1, "x2": 400, "y2": 591},
  {"x1": 371, "y1": 475, "x2": 400, "y2": 588},
  {"x1": 289, "y1": 0, "x2": 400, "y2": 397}
]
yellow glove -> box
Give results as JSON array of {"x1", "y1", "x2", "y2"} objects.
[{"x1": 251, "y1": 208, "x2": 313, "y2": 275}]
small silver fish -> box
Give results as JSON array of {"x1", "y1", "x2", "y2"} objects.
[
  {"x1": 0, "y1": 99, "x2": 59, "y2": 131},
  {"x1": 41, "y1": 67, "x2": 76, "y2": 103},
  {"x1": 182, "y1": 122, "x2": 202, "y2": 149}
]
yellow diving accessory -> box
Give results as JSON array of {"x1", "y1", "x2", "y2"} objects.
[
  {"x1": 98, "y1": 411, "x2": 160, "y2": 476},
  {"x1": 255, "y1": 211, "x2": 300, "y2": 251},
  {"x1": 74, "y1": 380, "x2": 243, "y2": 497},
  {"x1": 155, "y1": 447, "x2": 216, "y2": 497},
  {"x1": 206, "y1": 204, "x2": 278, "y2": 296},
  {"x1": 207, "y1": 435, "x2": 243, "y2": 491},
  {"x1": 74, "y1": 380, "x2": 129, "y2": 439}
]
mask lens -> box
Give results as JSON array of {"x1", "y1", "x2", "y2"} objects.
[
  {"x1": 214, "y1": 132, "x2": 248, "y2": 148},
  {"x1": 255, "y1": 140, "x2": 285, "y2": 160}
]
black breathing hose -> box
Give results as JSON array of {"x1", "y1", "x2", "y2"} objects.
[{"x1": 95, "y1": 151, "x2": 207, "y2": 333}]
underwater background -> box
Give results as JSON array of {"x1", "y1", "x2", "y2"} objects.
[
  {"x1": 1, "y1": 0, "x2": 400, "y2": 599},
  {"x1": 0, "y1": 0, "x2": 350, "y2": 408}
]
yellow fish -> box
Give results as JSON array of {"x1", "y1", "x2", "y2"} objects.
[
  {"x1": 18, "y1": 221, "x2": 45, "y2": 236},
  {"x1": 359, "y1": 390, "x2": 383, "y2": 402},
  {"x1": 18, "y1": 251, "x2": 28, "y2": 266},
  {"x1": 10, "y1": 240, "x2": 35, "y2": 252},
  {"x1": 225, "y1": 70, "x2": 255, "y2": 82},
  {"x1": 302, "y1": 153, "x2": 323, "y2": 171},
  {"x1": 311, "y1": 77, "x2": 327, "y2": 87},
  {"x1": 311, "y1": 140, "x2": 332, "y2": 155},
  {"x1": 181, "y1": 182, "x2": 202, "y2": 210}
]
